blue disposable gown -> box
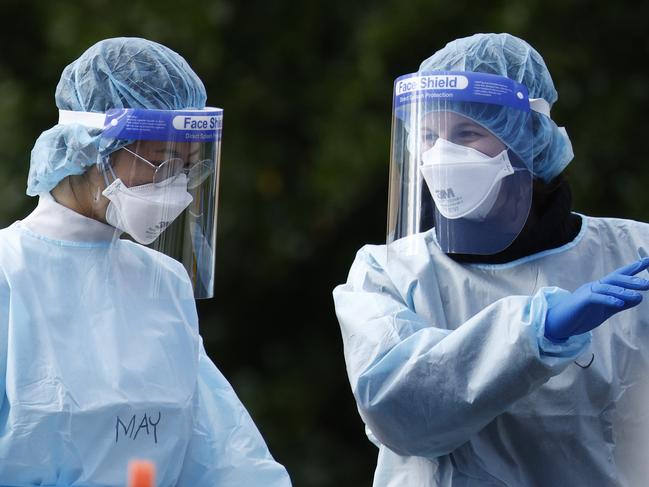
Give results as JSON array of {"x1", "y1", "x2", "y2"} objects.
[
  {"x1": 0, "y1": 193, "x2": 291, "y2": 486},
  {"x1": 333, "y1": 215, "x2": 649, "y2": 486}
]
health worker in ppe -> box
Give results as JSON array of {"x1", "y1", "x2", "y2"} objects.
[
  {"x1": 333, "y1": 33, "x2": 649, "y2": 486},
  {"x1": 0, "y1": 37, "x2": 291, "y2": 487}
]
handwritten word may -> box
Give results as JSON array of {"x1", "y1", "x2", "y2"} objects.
[{"x1": 115, "y1": 412, "x2": 161, "y2": 444}]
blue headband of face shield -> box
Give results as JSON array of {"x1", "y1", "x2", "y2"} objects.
[
  {"x1": 394, "y1": 71, "x2": 550, "y2": 115},
  {"x1": 57, "y1": 107, "x2": 223, "y2": 143}
]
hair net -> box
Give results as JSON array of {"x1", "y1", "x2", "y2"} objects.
[
  {"x1": 28, "y1": 37, "x2": 207, "y2": 196},
  {"x1": 418, "y1": 33, "x2": 573, "y2": 182}
]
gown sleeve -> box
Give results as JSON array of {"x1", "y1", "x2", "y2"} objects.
[
  {"x1": 333, "y1": 245, "x2": 591, "y2": 458},
  {"x1": 176, "y1": 340, "x2": 292, "y2": 486}
]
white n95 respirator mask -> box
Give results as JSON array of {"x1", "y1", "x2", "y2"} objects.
[
  {"x1": 102, "y1": 174, "x2": 193, "y2": 245},
  {"x1": 419, "y1": 138, "x2": 514, "y2": 221}
]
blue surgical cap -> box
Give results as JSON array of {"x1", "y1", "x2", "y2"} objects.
[
  {"x1": 28, "y1": 37, "x2": 207, "y2": 196},
  {"x1": 419, "y1": 33, "x2": 573, "y2": 182}
]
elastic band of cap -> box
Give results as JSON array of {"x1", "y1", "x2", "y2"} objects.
[
  {"x1": 529, "y1": 98, "x2": 551, "y2": 117},
  {"x1": 58, "y1": 110, "x2": 107, "y2": 129}
]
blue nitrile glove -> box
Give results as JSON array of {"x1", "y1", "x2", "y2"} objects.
[{"x1": 545, "y1": 257, "x2": 649, "y2": 342}]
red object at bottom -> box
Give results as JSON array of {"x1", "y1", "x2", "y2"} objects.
[{"x1": 128, "y1": 460, "x2": 156, "y2": 487}]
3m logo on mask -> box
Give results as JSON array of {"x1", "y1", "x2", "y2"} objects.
[
  {"x1": 145, "y1": 220, "x2": 172, "y2": 238},
  {"x1": 435, "y1": 188, "x2": 456, "y2": 199}
]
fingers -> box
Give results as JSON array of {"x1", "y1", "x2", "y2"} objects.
[
  {"x1": 587, "y1": 291, "x2": 626, "y2": 309},
  {"x1": 600, "y1": 273, "x2": 649, "y2": 290},
  {"x1": 613, "y1": 257, "x2": 649, "y2": 277},
  {"x1": 591, "y1": 282, "x2": 643, "y2": 308}
]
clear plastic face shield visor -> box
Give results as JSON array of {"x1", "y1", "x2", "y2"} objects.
[
  {"x1": 59, "y1": 107, "x2": 222, "y2": 299},
  {"x1": 388, "y1": 71, "x2": 546, "y2": 257}
]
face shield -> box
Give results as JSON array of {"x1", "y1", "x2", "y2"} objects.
[
  {"x1": 58, "y1": 107, "x2": 222, "y2": 299},
  {"x1": 388, "y1": 71, "x2": 545, "y2": 257}
]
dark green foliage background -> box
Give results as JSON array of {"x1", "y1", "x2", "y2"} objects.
[{"x1": 1, "y1": 1, "x2": 648, "y2": 485}]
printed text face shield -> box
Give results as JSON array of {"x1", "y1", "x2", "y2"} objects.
[
  {"x1": 388, "y1": 71, "x2": 535, "y2": 256},
  {"x1": 59, "y1": 107, "x2": 222, "y2": 298}
]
